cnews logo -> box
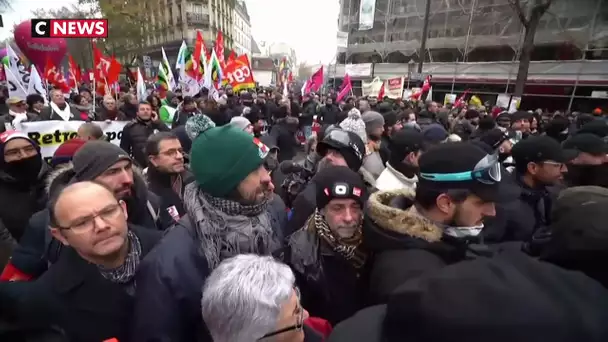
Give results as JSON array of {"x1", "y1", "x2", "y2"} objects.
[{"x1": 31, "y1": 19, "x2": 108, "y2": 38}]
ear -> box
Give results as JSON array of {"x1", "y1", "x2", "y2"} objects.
[
  {"x1": 435, "y1": 193, "x2": 453, "y2": 215},
  {"x1": 526, "y1": 162, "x2": 538, "y2": 175},
  {"x1": 49, "y1": 227, "x2": 70, "y2": 247},
  {"x1": 119, "y1": 200, "x2": 128, "y2": 221},
  {"x1": 148, "y1": 155, "x2": 158, "y2": 167}
]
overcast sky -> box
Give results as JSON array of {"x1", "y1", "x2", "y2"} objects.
[{"x1": 1, "y1": 0, "x2": 339, "y2": 64}]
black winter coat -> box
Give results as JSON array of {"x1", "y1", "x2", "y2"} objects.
[
  {"x1": 364, "y1": 189, "x2": 493, "y2": 304},
  {"x1": 120, "y1": 118, "x2": 170, "y2": 167},
  {"x1": 287, "y1": 227, "x2": 368, "y2": 325},
  {"x1": 146, "y1": 167, "x2": 194, "y2": 224},
  {"x1": 270, "y1": 116, "x2": 300, "y2": 162},
  {"x1": 0, "y1": 225, "x2": 162, "y2": 342},
  {"x1": 130, "y1": 195, "x2": 288, "y2": 342}
]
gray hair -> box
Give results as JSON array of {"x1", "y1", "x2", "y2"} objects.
[{"x1": 201, "y1": 254, "x2": 295, "y2": 342}]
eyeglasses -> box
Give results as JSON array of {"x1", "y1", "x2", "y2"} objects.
[
  {"x1": 257, "y1": 287, "x2": 303, "y2": 340},
  {"x1": 57, "y1": 203, "x2": 123, "y2": 233},
  {"x1": 542, "y1": 161, "x2": 564, "y2": 168},
  {"x1": 159, "y1": 148, "x2": 184, "y2": 158},
  {"x1": 420, "y1": 153, "x2": 502, "y2": 185}
]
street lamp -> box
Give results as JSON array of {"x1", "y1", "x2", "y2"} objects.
[{"x1": 407, "y1": 59, "x2": 416, "y2": 89}]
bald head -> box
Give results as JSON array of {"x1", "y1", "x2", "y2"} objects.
[{"x1": 50, "y1": 181, "x2": 117, "y2": 227}]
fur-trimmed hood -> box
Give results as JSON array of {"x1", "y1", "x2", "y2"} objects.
[{"x1": 364, "y1": 189, "x2": 443, "y2": 252}]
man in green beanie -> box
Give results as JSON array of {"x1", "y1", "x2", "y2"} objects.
[{"x1": 132, "y1": 114, "x2": 288, "y2": 342}]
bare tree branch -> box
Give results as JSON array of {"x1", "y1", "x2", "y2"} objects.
[{"x1": 508, "y1": 0, "x2": 530, "y2": 29}]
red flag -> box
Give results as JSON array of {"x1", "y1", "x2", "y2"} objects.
[
  {"x1": 44, "y1": 57, "x2": 70, "y2": 92},
  {"x1": 454, "y1": 89, "x2": 470, "y2": 108},
  {"x1": 288, "y1": 71, "x2": 293, "y2": 83},
  {"x1": 192, "y1": 31, "x2": 204, "y2": 79},
  {"x1": 106, "y1": 56, "x2": 122, "y2": 85},
  {"x1": 304, "y1": 66, "x2": 324, "y2": 94},
  {"x1": 215, "y1": 30, "x2": 225, "y2": 63},
  {"x1": 92, "y1": 42, "x2": 111, "y2": 81},
  {"x1": 227, "y1": 50, "x2": 237, "y2": 64},
  {"x1": 336, "y1": 74, "x2": 352, "y2": 102},
  {"x1": 410, "y1": 75, "x2": 432, "y2": 100},
  {"x1": 67, "y1": 54, "x2": 81, "y2": 89},
  {"x1": 377, "y1": 82, "x2": 385, "y2": 100}
]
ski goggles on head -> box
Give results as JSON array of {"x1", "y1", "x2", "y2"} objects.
[
  {"x1": 420, "y1": 153, "x2": 501, "y2": 185},
  {"x1": 323, "y1": 129, "x2": 363, "y2": 160}
]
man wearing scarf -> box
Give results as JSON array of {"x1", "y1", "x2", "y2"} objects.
[
  {"x1": 287, "y1": 165, "x2": 369, "y2": 325},
  {"x1": 39, "y1": 89, "x2": 81, "y2": 121},
  {"x1": 0, "y1": 97, "x2": 39, "y2": 132},
  {"x1": 1, "y1": 181, "x2": 162, "y2": 342},
  {"x1": 0, "y1": 131, "x2": 48, "y2": 266},
  {"x1": 131, "y1": 115, "x2": 288, "y2": 342}
]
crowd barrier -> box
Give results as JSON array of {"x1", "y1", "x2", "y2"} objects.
[{"x1": 16, "y1": 121, "x2": 129, "y2": 163}]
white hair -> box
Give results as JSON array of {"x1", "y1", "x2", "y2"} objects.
[{"x1": 201, "y1": 254, "x2": 295, "y2": 342}]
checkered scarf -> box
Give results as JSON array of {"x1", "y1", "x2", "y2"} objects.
[
  {"x1": 183, "y1": 182, "x2": 282, "y2": 270},
  {"x1": 98, "y1": 230, "x2": 142, "y2": 285}
]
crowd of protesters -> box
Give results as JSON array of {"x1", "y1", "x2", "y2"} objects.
[{"x1": 0, "y1": 81, "x2": 607, "y2": 342}]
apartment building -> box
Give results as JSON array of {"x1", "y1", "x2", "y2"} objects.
[
  {"x1": 126, "y1": 0, "x2": 236, "y2": 64},
  {"x1": 233, "y1": 0, "x2": 252, "y2": 59}
]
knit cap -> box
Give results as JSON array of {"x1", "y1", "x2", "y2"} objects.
[
  {"x1": 362, "y1": 111, "x2": 385, "y2": 135},
  {"x1": 51, "y1": 138, "x2": 87, "y2": 167},
  {"x1": 340, "y1": 108, "x2": 367, "y2": 144},
  {"x1": 188, "y1": 114, "x2": 269, "y2": 197},
  {"x1": 230, "y1": 116, "x2": 252, "y2": 131},
  {"x1": 315, "y1": 165, "x2": 368, "y2": 210},
  {"x1": 72, "y1": 141, "x2": 131, "y2": 181}
]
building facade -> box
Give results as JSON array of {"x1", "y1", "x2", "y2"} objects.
[
  {"x1": 337, "y1": 0, "x2": 607, "y2": 64},
  {"x1": 334, "y1": 0, "x2": 608, "y2": 111},
  {"x1": 233, "y1": 0, "x2": 252, "y2": 59},
  {"x1": 125, "y1": 0, "x2": 236, "y2": 64}
]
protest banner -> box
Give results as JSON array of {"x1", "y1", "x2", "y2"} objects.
[{"x1": 16, "y1": 120, "x2": 128, "y2": 163}]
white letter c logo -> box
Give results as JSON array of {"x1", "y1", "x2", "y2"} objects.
[{"x1": 35, "y1": 21, "x2": 47, "y2": 35}]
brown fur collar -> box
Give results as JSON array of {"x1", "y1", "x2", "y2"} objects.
[{"x1": 367, "y1": 189, "x2": 443, "y2": 243}]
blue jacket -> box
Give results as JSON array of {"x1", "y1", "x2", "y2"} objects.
[{"x1": 131, "y1": 195, "x2": 288, "y2": 342}]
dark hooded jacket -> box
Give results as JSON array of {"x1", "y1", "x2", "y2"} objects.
[
  {"x1": 287, "y1": 223, "x2": 369, "y2": 325},
  {"x1": 270, "y1": 116, "x2": 300, "y2": 162},
  {"x1": 120, "y1": 118, "x2": 171, "y2": 167},
  {"x1": 364, "y1": 189, "x2": 493, "y2": 304},
  {"x1": 6, "y1": 164, "x2": 171, "y2": 280},
  {"x1": 0, "y1": 160, "x2": 48, "y2": 266}
]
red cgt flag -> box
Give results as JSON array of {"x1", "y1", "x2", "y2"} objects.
[{"x1": 67, "y1": 54, "x2": 82, "y2": 89}]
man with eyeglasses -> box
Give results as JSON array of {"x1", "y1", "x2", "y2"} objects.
[
  {"x1": 202, "y1": 254, "x2": 324, "y2": 342},
  {"x1": 0, "y1": 97, "x2": 39, "y2": 133},
  {"x1": 364, "y1": 142, "x2": 517, "y2": 304},
  {"x1": 501, "y1": 136, "x2": 579, "y2": 245},
  {"x1": 0, "y1": 181, "x2": 162, "y2": 342},
  {"x1": 145, "y1": 132, "x2": 194, "y2": 223},
  {"x1": 0, "y1": 131, "x2": 48, "y2": 267}
]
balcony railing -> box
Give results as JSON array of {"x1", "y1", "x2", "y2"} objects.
[{"x1": 186, "y1": 12, "x2": 210, "y2": 25}]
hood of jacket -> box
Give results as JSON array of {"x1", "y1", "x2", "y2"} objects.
[{"x1": 364, "y1": 189, "x2": 442, "y2": 252}]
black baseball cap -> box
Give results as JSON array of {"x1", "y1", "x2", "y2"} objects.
[
  {"x1": 562, "y1": 133, "x2": 608, "y2": 156},
  {"x1": 578, "y1": 119, "x2": 608, "y2": 138},
  {"x1": 511, "y1": 136, "x2": 579, "y2": 165},
  {"x1": 477, "y1": 128, "x2": 509, "y2": 150},
  {"x1": 418, "y1": 142, "x2": 518, "y2": 203},
  {"x1": 389, "y1": 129, "x2": 424, "y2": 161}
]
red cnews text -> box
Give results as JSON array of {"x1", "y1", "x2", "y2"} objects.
[{"x1": 31, "y1": 19, "x2": 108, "y2": 38}]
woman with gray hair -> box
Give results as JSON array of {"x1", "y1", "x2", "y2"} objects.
[{"x1": 202, "y1": 254, "x2": 323, "y2": 342}]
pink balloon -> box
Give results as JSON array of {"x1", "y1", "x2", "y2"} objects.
[
  {"x1": 0, "y1": 48, "x2": 7, "y2": 59},
  {"x1": 13, "y1": 20, "x2": 67, "y2": 70}
]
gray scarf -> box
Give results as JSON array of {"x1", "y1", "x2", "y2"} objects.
[
  {"x1": 98, "y1": 230, "x2": 142, "y2": 286},
  {"x1": 183, "y1": 182, "x2": 282, "y2": 270}
]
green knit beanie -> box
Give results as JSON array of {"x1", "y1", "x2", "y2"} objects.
[{"x1": 187, "y1": 114, "x2": 269, "y2": 197}]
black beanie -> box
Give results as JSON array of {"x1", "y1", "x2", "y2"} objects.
[
  {"x1": 383, "y1": 111, "x2": 398, "y2": 127},
  {"x1": 315, "y1": 165, "x2": 367, "y2": 210},
  {"x1": 73, "y1": 141, "x2": 132, "y2": 181}
]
